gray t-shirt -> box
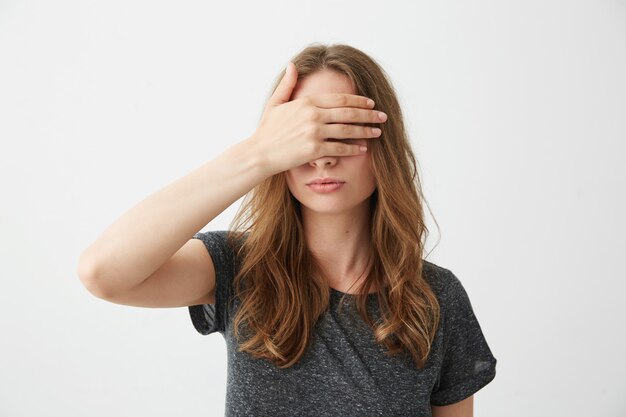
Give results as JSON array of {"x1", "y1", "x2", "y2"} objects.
[{"x1": 188, "y1": 230, "x2": 497, "y2": 416}]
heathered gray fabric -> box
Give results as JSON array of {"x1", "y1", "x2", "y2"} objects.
[{"x1": 188, "y1": 230, "x2": 497, "y2": 416}]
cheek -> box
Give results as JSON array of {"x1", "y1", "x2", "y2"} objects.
[
  {"x1": 285, "y1": 167, "x2": 305, "y2": 188},
  {"x1": 287, "y1": 167, "x2": 303, "y2": 177}
]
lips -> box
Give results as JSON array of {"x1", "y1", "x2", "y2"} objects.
[
  {"x1": 306, "y1": 181, "x2": 345, "y2": 193},
  {"x1": 307, "y1": 177, "x2": 345, "y2": 185}
]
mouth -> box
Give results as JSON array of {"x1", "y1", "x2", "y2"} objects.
[
  {"x1": 306, "y1": 177, "x2": 346, "y2": 185},
  {"x1": 306, "y1": 181, "x2": 346, "y2": 192},
  {"x1": 310, "y1": 181, "x2": 344, "y2": 184}
]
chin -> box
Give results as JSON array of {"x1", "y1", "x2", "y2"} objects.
[{"x1": 301, "y1": 199, "x2": 356, "y2": 214}]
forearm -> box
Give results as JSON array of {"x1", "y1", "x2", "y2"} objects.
[{"x1": 78, "y1": 137, "x2": 268, "y2": 292}]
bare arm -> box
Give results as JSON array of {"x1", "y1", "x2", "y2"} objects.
[
  {"x1": 431, "y1": 395, "x2": 473, "y2": 417},
  {"x1": 77, "y1": 137, "x2": 267, "y2": 297},
  {"x1": 77, "y1": 62, "x2": 384, "y2": 303}
]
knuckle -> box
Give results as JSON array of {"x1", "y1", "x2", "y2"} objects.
[
  {"x1": 343, "y1": 108, "x2": 357, "y2": 120},
  {"x1": 306, "y1": 123, "x2": 320, "y2": 137},
  {"x1": 307, "y1": 107, "x2": 320, "y2": 121},
  {"x1": 336, "y1": 94, "x2": 348, "y2": 107},
  {"x1": 341, "y1": 124, "x2": 353, "y2": 135},
  {"x1": 306, "y1": 140, "x2": 319, "y2": 154}
]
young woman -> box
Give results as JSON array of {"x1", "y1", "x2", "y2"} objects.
[{"x1": 78, "y1": 43, "x2": 497, "y2": 417}]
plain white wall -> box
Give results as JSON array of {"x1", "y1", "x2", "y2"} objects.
[{"x1": 1, "y1": 0, "x2": 624, "y2": 416}]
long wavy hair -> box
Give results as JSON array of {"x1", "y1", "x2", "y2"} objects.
[{"x1": 225, "y1": 42, "x2": 441, "y2": 370}]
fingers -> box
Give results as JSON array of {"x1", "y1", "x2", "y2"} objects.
[
  {"x1": 308, "y1": 93, "x2": 375, "y2": 110},
  {"x1": 315, "y1": 102, "x2": 386, "y2": 142},
  {"x1": 320, "y1": 141, "x2": 369, "y2": 157},
  {"x1": 320, "y1": 123, "x2": 383, "y2": 140},
  {"x1": 318, "y1": 106, "x2": 387, "y2": 124},
  {"x1": 268, "y1": 62, "x2": 298, "y2": 107}
]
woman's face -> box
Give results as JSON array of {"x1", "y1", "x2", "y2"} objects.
[{"x1": 285, "y1": 69, "x2": 377, "y2": 216}]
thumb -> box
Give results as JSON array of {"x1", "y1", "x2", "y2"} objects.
[{"x1": 268, "y1": 61, "x2": 298, "y2": 107}]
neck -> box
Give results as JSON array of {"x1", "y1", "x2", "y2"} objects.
[{"x1": 302, "y1": 199, "x2": 373, "y2": 292}]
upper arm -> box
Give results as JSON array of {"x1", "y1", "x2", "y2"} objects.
[
  {"x1": 87, "y1": 238, "x2": 217, "y2": 308},
  {"x1": 431, "y1": 395, "x2": 473, "y2": 417}
]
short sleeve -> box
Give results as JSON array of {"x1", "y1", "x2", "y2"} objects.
[
  {"x1": 430, "y1": 269, "x2": 498, "y2": 406},
  {"x1": 187, "y1": 230, "x2": 237, "y2": 336}
]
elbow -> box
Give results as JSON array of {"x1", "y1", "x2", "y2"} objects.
[
  {"x1": 77, "y1": 253, "x2": 96, "y2": 282},
  {"x1": 77, "y1": 255, "x2": 112, "y2": 300}
]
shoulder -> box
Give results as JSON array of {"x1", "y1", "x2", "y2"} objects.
[
  {"x1": 193, "y1": 229, "x2": 248, "y2": 254},
  {"x1": 421, "y1": 260, "x2": 463, "y2": 298},
  {"x1": 421, "y1": 260, "x2": 474, "y2": 318}
]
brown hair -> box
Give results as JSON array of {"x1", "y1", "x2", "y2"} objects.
[{"x1": 225, "y1": 42, "x2": 441, "y2": 370}]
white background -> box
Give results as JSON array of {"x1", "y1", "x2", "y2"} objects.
[{"x1": 1, "y1": 0, "x2": 624, "y2": 416}]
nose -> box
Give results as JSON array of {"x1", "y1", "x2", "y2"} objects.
[{"x1": 308, "y1": 155, "x2": 337, "y2": 167}]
